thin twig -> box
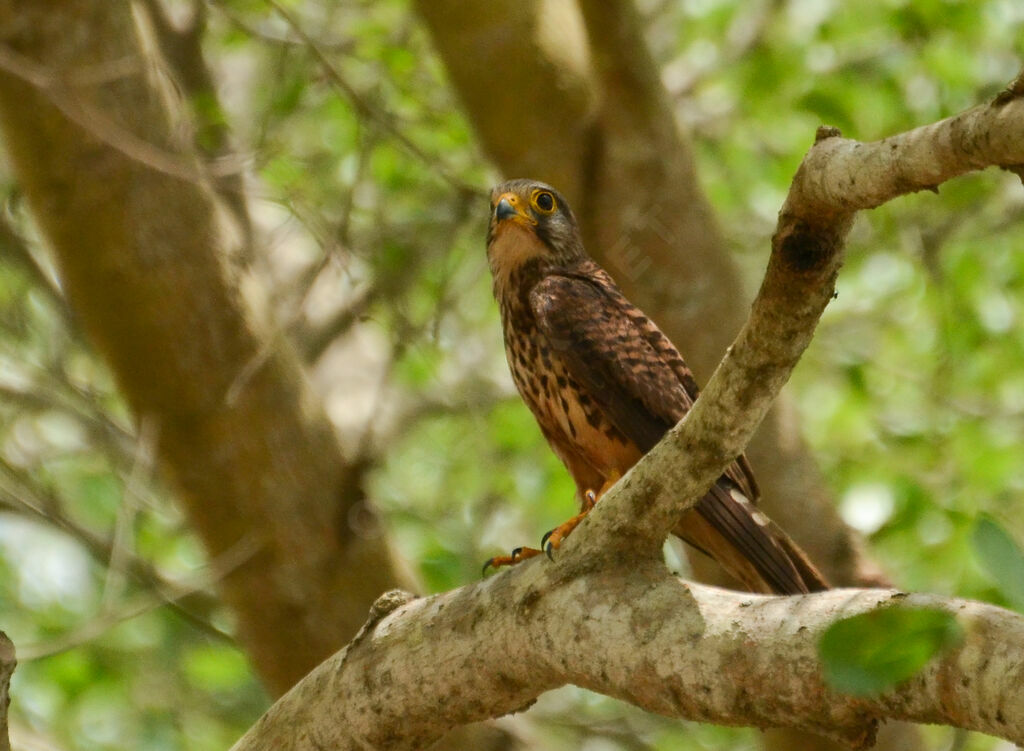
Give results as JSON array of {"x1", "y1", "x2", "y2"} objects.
[
  {"x1": 137, "y1": 0, "x2": 254, "y2": 249},
  {"x1": 0, "y1": 43, "x2": 248, "y2": 185},
  {"x1": 0, "y1": 213, "x2": 66, "y2": 314},
  {"x1": 264, "y1": 0, "x2": 484, "y2": 198},
  {"x1": 0, "y1": 461, "x2": 231, "y2": 643},
  {"x1": 18, "y1": 533, "x2": 258, "y2": 660}
]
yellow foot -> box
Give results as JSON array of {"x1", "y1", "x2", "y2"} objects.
[
  {"x1": 540, "y1": 485, "x2": 604, "y2": 558},
  {"x1": 481, "y1": 546, "x2": 543, "y2": 576},
  {"x1": 540, "y1": 509, "x2": 590, "y2": 558},
  {"x1": 540, "y1": 475, "x2": 618, "y2": 557},
  {"x1": 489, "y1": 473, "x2": 623, "y2": 568}
]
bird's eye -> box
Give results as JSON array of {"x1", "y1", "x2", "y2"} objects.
[{"x1": 532, "y1": 190, "x2": 556, "y2": 213}]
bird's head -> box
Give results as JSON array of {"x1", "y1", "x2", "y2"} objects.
[{"x1": 486, "y1": 179, "x2": 584, "y2": 279}]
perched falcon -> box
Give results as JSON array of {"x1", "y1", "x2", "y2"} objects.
[{"x1": 484, "y1": 178, "x2": 828, "y2": 595}]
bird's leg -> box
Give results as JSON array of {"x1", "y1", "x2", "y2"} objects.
[
  {"x1": 541, "y1": 471, "x2": 621, "y2": 558},
  {"x1": 481, "y1": 546, "x2": 544, "y2": 575},
  {"x1": 482, "y1": 472, "x2": 623, "y2": 573}
]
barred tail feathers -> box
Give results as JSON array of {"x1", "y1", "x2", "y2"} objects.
[{"x1": 674, "y1": 481, "x2": 830, "y2": 595}]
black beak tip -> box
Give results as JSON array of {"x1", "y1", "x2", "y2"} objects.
[{"x1": 495, "y1": 197, "x2": 517, "y2": 221}]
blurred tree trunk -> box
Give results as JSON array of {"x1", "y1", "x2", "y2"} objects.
[
  {"x1": 415, "y1": 1, "x2": 915, "y2": 749},
  {"x1": 0, "y1": 0, "x2": 408, "y2": 697}
]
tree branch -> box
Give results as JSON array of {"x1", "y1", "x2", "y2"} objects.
[
  {"x1": 232, "y1": 70, "x2": 1024, "y2": 749},
  {"x1": 586, "y1": 86, "x2": 1024, "y2": 555},
  {"x1": 265, "y1": 0, "x2": 480, "y2": 197},
  {"x1": 0, "y1": 458, "x2": 232, "y2": 644},
  {"x1": 231, "y1": 575, "x2": 1024, "y2": 751},
  {"x1": 135, "y1": 0, "x2": 254, "y2": 250},
  {"x1": 784, "y1": 94, "x2": 1024, "y2": 215}
]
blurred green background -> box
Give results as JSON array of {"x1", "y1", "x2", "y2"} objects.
[{"x1": 1, "y1": 0, "x2": 1023, "y2": 749}]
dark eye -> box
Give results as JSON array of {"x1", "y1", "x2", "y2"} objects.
[{"x1": 534, "y1": 191, "x2": 555, "y2": 212}]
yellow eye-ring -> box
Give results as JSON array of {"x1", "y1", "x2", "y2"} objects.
[{"x1": 531, "y1": 190, "x2": 556, "y2": 213}]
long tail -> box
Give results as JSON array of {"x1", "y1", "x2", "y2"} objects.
[{"x1": 674, "y1": 480, "x2": 830, "y2": 595}]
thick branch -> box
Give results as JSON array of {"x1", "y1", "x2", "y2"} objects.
[
  {"x1": 231, "y1": 568, "x2": 1024, "y2": 751},
  {"x1": 786, "y1": 97, "x2": 1024, "y2": 216}
]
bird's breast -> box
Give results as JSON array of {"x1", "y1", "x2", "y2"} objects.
[{"x1": 500, "y1": 307, "x2": 639, "y2": 479}]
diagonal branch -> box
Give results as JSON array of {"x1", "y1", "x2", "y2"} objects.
[{"x1": 579, "y1": 86, "x2": 1024, "y2": 555}]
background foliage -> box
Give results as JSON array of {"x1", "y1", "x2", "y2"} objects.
[{"x1": 1, "y1": 0, "x2": 1023, "y2": 749}]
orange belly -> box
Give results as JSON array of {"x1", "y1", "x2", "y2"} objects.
[{"x1": 508, "y1": 343, "x2": 642, "y2": 500}]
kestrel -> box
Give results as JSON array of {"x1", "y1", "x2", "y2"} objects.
[{"x1": 484, "y1": 178, "x2": 828, "y2": 595}]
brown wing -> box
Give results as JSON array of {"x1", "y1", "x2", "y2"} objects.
[
  {"x1": 531, "y1": 271, "x2": 826, "y2": 594},
  {"x1": 533, "y1": 266, "x2": 759, "y2": 499},
  {"x1": 530, "y1": 271, "x2": 691, "y2": 452}
]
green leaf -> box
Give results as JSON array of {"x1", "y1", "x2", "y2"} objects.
[
  {"x1": 972, "y1": 515, "x2": 1024, "y2": 610},
  {"x1": 818, "y1": 607, "x2": 963, "y2": 697}
]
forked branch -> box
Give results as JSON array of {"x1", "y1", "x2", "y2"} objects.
[{"x1": 232, "y1": 73, "x2": 1024, "y2": 750}]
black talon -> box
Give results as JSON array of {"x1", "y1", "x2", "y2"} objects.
[
  {"x1": 483, "y1": 546, "x2": 530, "y2": 576},
  {"x1": 540, "y1": 529, "x2": 557, "y2": 560},
  {"x1": 540, "y1": 528, "x2": 557, "y2": 561}
]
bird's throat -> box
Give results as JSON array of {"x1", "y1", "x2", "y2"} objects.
[{"x1": 487, "y1": 223, "x2": 548, "y2": 286}]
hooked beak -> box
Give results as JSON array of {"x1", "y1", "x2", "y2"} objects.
[
  {"x1": 492, "y1": 192, "x2": 535, "y2": 225},
  {"x1": 495, "y1": 197, "x2": 518, "y2": 221}
]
